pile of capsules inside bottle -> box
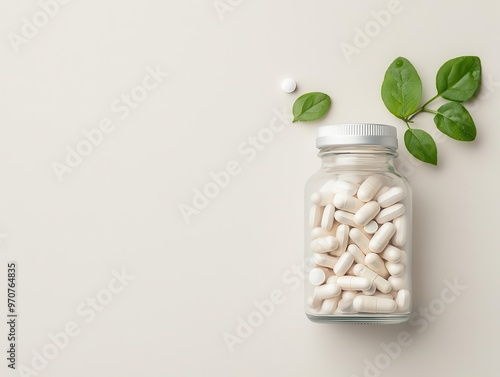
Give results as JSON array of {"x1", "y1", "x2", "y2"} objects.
[{"x1": 306, "y1": 174, "x2": 410, "y2": 319}]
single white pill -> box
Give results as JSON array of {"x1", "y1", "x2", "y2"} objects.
[
  {"x1": 334, "y1": 252, "x2": 355, "y2": 276},
  {"x1": 377, "y1": 187, "x2": 406, "y2": 207},
  {"x1": 396, "y1": 289, "x2": 411, "y2": 311},
  {"x1": 388, "y1": 276, "x2": 407, "y2": 291},
  {"x1": 336, "y1": 224, "x2": 350, "y2": 253},
  {"x1": 362, "y1": 283, "x2": 377, "y2": 295},
  {"x1": 380, "y1": 245, "x2": 403, "y2": 262},
  {"x1": 311, "y1": 236, "x2": 339, "y2": 253},
  {"x1": 333, "y1": 195, "x2": 364, "y2": 213},
  {"x1": 281, "y1": 78, "x2": 297, "y2": 93},
  {"x1": 374, "y1": 185, "x2": 391, "y2": 200},
  {"x1": 310, "y1": 192, "x2": 334, "y2": 206},
  {"x1": 321, "y1": 204, "x2": 336, "y2": 231},
  {"x1": 332, "y1": 180, "x2": 359, "y2": 196},
  {"x1": 376, "y1": 203, "x2": 405, "y2": 224},
  {"x1": 315, "y1": 284, "x2": 341, "y2": 299},
  {"x1": 314, "y1": 253, "x2": 338, "y2": 269},
  {"x1": 334, "y1": 210, "x2": 357, "y2": 227},
  {"x1": 357, "y1": 176, "x2": 385, "y2": 202},
  {"x1": 311, "y1": 227, "x2": 332, "y2": 239},
  {"x1": 347, "y1": 244, "x2": 365, "y2": 264},
  {"x1": 386, "y1": 262, "x2": 404, "y2": 277},
  {"x1": 320, "y1": 297, "x2": 340, "y2": 314},
  {"x1": 309, "y1": 206, "x2": 324, "y2": 228},
  {"x1": 353, "y1": 264, "x2": 392, "y2": 293},
  {"x1": 354, "y1": 201, "x2": 381, "y2": 226},
  {"x1": 337, "y1": 276, "x2": 371, "y2": 290},
  {"x1": 392, "y1": 216, "x2": 408, "y2": 247},
  {"x1": 349, "y1": 228, "x2": 371, "y2": 254},
  {"x1": 352, "y1": 295, "x2": 396, "y2": 313},
  {"x1": 309, "y1": 267, "x2": 331, "y2": 286},
  {"x1": 337, "y1": 291, "x2": 358, "y2": 312},
  {"x1": 365, "y1": 253, "x2": 390, "y2": 278},
  {"x1": 364, "y1": 220, "x2": 379, "y2": 235},
  {"x1": 369, "y1": 222, "x2": 396, "y2": 253}
]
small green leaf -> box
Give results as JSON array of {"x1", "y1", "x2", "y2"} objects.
[
  {"x1": 381, "y1": 57, "x2": 422, "y2": 119},
  {"x1": 292, "y1": 92, "x2": 331, "y2": 122},
  {"x1": 404, "y1": 128, "x2": 438, "y2": 165},
  {"x1": 434, "y1": 102, "x2": 476, "y2": 141},
  {"x1": 436, "y1": 56, "x2": 481, "y2": 102}
]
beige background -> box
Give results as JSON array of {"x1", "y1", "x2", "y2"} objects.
[{"x1": 0, "y1": 0, "x2": 498, "y2": 376}]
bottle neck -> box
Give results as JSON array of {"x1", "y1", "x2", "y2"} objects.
[{"x1": 318, "y1": 146, "x2": 398, "y2": 171}]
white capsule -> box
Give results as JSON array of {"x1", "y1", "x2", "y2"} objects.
[
  {"x1": 392, "y1": 216, "x2": 408, "y2": 247},
  {"x1": 365, "y1": 253, "x2": 389, "y2": 278},
  {"x1": 339, "y1": 175, "x2": 365, "y2": 184},
  {"x1": 373, "y1": 292, "x2": 394, "y2": 299},
  {"x1": 310, "y1": 192, "x2": 334, "y2": 206},
  {"x1": 333, "y1": 195, "x2": 364, "y2": 213},
  {"x1": 315, "y1": 284, "x2": 341, "y2": 300},
  {"x1": 362, "y1": 283, "x2": 377, "y2": 295},
  {"x1": 308, "y1": 267, "x2": 332, "y2": 286},
  {"x1": 399, "y1": 250, "x2": 408, "y2": 266},
  {"x1": 396, "y1": 289, "x2": 411, "y2": 311},
  {"x1": 353, "y1": 264, "x2": 392, "y2": 293},
  {"x1": 311, "y1": 227, "x2": 332, "y2": 239},
  {"x1": 376, "y1": 203, "x2": 405, "y2": 224},
  {"x1": 385, "y1": 262, "x2": 404, "y2": 277},
  {"x1": 374, "y1": 185, "x2": 391, "y2": 200},
  {"x1": 309, "y1": 205, "x2": 324, "y2": 228},
  {"x1": 349, "y1": 228, "x2": 371, "y2": 254},
  {"x1": 281, "y1": 78, "x2": 297, "y2": 93},
  {"x1": 337, "y1": 276, "x2": 371, "y2": 290},
  {"x1": 388, "y1": 275, "x2": 408, "y2": 291},
  {"x1": 334, "y1": 252, "x2": 355, "y2": 276},
  {"x1": 379, "y1": 244, "x2": 403, "y2": 262},
  {"x1": 364, "y1": 220, "x2": 379, "y2": 235},
  {"x1": 311, "y1": 236, "x2": 339, "y2": 253},
  {"x1": 352, "y1": 295, "x2": 396, "y2": 313},
  {"x1": 332, "y1": 180, "x2": 359, "y2": 196},
  {"x1": 377, "y1": 187, "x2": 406, "y2": 207},
  {"x1": 369, "y1": 223, "x2": 396, "y2": 253},
  {"x1": 346, "y1": 263, "x2": 357, "y2": 276},
  {"x1": 354, "y1": 201, "x2": 381, "y2": 226},
  {"x1": 347, "y1": 244, "x2": 365, "y2": 264},
  {"x1": 307, "y1": 295, "x2": 322, "y2": 310},
  {"x1": 357, "y1": 176, "x2": 385, "y2": 202},
  {"x1": 320, "y1": 297, "x2": 340, "y2": 314},
  {"x1": 321, "y1": 204, "x2": 335, "y2": 231},
  {"x1": 334, "y1": 210, "x2": 357, "y2": 227},
  {"x1": 313, "y1": 253, "x2": 338, "y2": 269},
  {"x1": 336, "y1": 224, "x2": 349, "y2": 253},
  {"x1": 337, "y1": 291, "x2": 358, "y2": 312}
]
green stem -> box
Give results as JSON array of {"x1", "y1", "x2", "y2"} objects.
[
  {"x1": 407, "y1": 93, "x2": 440, "y2": 121},
  {"x1": 421, "y1": 108, "x2": 438, "y2": 115}
]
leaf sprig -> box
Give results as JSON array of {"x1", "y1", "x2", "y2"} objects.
[{"x1": 381, "y1": 56, "x2": 481, "y2": 165}]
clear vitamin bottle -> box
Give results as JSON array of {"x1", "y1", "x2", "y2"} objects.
[{"x1": 305, "y1": 124, "x2": 412, "y2": 324}]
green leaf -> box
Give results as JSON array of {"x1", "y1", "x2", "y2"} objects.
[
  {"x1": 381, "y1": 57, "x2": 422, "y2": 119},
  {"x1": 436, "y1": 56, "x2": 481, "y2": 102},
  {"x1": 404, "y1": 128, "x2": 438, "y2": 165},
  {"x1": 292, "y1": 92, "x2": 331, "y2": 122},
  {"x1": 434, "y1": 102, "x2": 476, "y2": 141}
]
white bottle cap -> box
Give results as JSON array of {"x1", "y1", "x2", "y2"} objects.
[{"x1": 316, "y1": 124, "x2": 398, "y2": 149}]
